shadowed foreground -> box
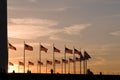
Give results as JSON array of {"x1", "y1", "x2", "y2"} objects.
[{"x1": 0, "y1": 73, "x2": 120, "y2": 80}]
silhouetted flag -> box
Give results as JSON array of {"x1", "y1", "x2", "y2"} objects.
[
  {"x1": 75, "y1": 57, "x2": 80, "y2": 61},
  {"x1": 24, "y1": 44, "x2": 33, "y2": 51},
  {"x1": 38, "y1": 61, "x2": 43, "y2": 65},
  {"x1": 62, "y1": 59, "x2": 68, "y2": 64},
  {"x1": 79, "y1": 52, "x2": 84, "y2": 61},
  {"x1": 28, "y1": 61, "x2": 34, "y2": 65},
  {"x1": 84, "y1": 51, "x2": 91, "y2": 60},
  {"x1": 40, "y1": 45, "x2": 48, "y2": 53},
  {"x1": 19, "y1": 61, "x2": 24, "y2": 66},
  {"x1": 65, "y1": 47, "x2": 73, "y2": 54},
  {"x1": 54, "y1": 47, "x2": 60, "y2": 53},
  {"x1": 46, "y1": 60, "x2": 52, "y2": 65},
  {"x1": 74, "y1": 48, "x2": 81, "y2": 55},
  {"x1": 69, "y1": 58, "x2": 74, "y2": 63},
  {"x1": 8, "y1": 43, "x2": 16, "y2": 50},
  {"x1": 9, "y1": 62, "x2": 14, "y2": 66},
  {"x1": 55, "y1": 59, "x2": 61, "y2": 64}
]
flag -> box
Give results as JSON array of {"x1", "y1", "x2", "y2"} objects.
[
  {"x1": 75, "y1": 57, "x2": 80, "y2": 61},
  {"x1": 55, "y1": 59, "x2": 60, "y2": 64},
  {"x1": 65, "y1": 47, "x2": 73, "y2": 54},
  {"x1": 69, "y1": 58, "x2": 74, "y2": 63},
  {"x1": 53, "y1": 47, "x2": 60, "y2": 53},
  {"x1": 84, "y1": 51, "x2": 91, "y2": 60},
  {"x1": 46, "y1": 60, "x2": 52, "y2": 65},
  {"x1": 19, "y1": 61, "x2": 24, "y2": 66},
  {"x1": 8, "y1": 43, "x2": 16, "y2": 50},
  {"x1": 62, "y1": 59, "x2": 68, "y2": 64},
  {"x1": 28, "y1": 61, "x2": 34, "y2": 65},
  {"x1": 40, "y1": 45, "x2": 48, "y2": 53},
  {"x1": 74, "y1": 48, "x2": 81, "y2": 55},
  {"x1": 80, "y1": 52, "x2": 84, "y2": 61},
  {"x1": 9, "y1": 62, "x2": 14, "y2": 66},
  {"x1": 38, "y1": 61, "x2": 43, "y2": 65},
  {"x1": 24, "y1": 44, "x2": 33, "y2": 51}
]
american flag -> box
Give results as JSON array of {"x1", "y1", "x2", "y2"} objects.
[
  {"x1": 40, "y1": 45, "x2": 48, "y2": 53},
  {"x1": 24, "y1": 44, "x2": 33, "y2": 51}
]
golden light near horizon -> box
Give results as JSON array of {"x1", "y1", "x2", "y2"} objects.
[{"x1": 8, "y1": 0, "x2": 120, "y2": 75}]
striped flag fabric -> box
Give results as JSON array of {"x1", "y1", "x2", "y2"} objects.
[
  {"x1": 84, "y1": 51, "x2": 91, "y2": 60},
  {"x1": 9, "y1": 62, "x2": 14, "y2": 66},
  {"x1": 19, "y1": 61, "x2": 24, "y2": 66},
  {"x1": 40, "y1": 45, "x2": 48, "y2": 53},
  {"x1": 53, "y1": 47, "x2": 60, "y2": 53},
  {"x1": 62, "y1": 59, "x2": 68, "y2": 64},
  {"x1": 55, "y1": 59, "x2": 60, "y2": 64},
  {"x1": 38, "y1": 61, "x2": 43, "y2": 65},
  {"x1": 65, "y1": 47, "x2": 73, "y2": 54},
  {"x1": 46, "y1": 60, "x2": 52, "y2": 65},
  {"x1": 24, "y1": 43, "x2": 33, "y2": 51},
  {"x1": 74, "y1": 48, "x2": 81, "y2": 55},
  {"x1": 69, "y1": 58, "x2": 74, "y2": 63},
  {"x1": 8, "y1": 43, "x2": 16, "y2": 50},
  {"x1": 28, "y1": 61, "x2": 34, "y2": 65}
]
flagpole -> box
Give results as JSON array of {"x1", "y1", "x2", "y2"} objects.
[
  {"x1": 73, "y1": 47, "x2": 76, "y2": 74},
  {"x1": 37, "y1": 63, "x2": 38, "y2": 73},
  {"x1": 53, "y1": 44, "x2": 55, "y2": 74},
  {"x1": 46, "y1": 60, "x2": 47, "y2": 74},
  {"x1": 84, "y1": 50, "x2": 86, "y2": 75},
  {"x1": 86, "y1": 60, "x2": 87, "y2": 74},
  {"x1": 64, "y1": 45, "x2": 66, "y2": 74},
  {"x1": 23, "y1": 41, "x2": 25, "y2": 73},
  {"x1": 18, "y1": 62, "x2": 19, "y2": 73},
  {"x1": 39, "y1": 42, "x2": 41, "y2": 73},
  {"x1": 68, "y1": 58, "x2": 70, "y2": 74},
  {"x1": 79, "y1": 48, "x2": 81, "y2": 74},
  {"x1": 28, "y1": 61, "x2": 29, "y2": 72},
  {"x1": 61, "y1": 57, "x2": 63, "y2": 74}
]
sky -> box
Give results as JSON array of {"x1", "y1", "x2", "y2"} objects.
[{"x1": 8, "y1": 0, "x2": 120, "y2": 74}]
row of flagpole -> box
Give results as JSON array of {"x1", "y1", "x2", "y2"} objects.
[
  {"x1": 8, "y1": 42, "x2": 91, "y2": 74},
  {"x1": 9, "y1": 57, "x2": 90, "y2": 74}
]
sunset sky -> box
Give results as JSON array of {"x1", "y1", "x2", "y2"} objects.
[{"x1": 8, "y1": 0, "x2": 120, "y2": 74}]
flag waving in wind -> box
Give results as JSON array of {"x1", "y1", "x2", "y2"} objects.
[
  {"x1": 55, "y1": 59, "x2": 61, "y2": 64},
  {"x1": 38, "y1": 61, "x2": 43, "y2": 65},
  {"x1": 8, "y1": 43, "x2": 16, "y2": 50},
  {"x1": 19, "y1": 61, "x2": 24, "y2": 66},
  {"x1": 65, "y1": 47, "x2": 73, "y2": 54},
  {"x1": 28, "y1": 61, "x2": 34, "y2": 65},
  {"x1": 54, "y1": 47, "x2": 60, "y2": 53},
  {"x1": 46, "y1": 60, "x2": 52, "y2": 65},
  {"x1": 62, "y1": 59, "x2": 68, "y2": 64},
  {"x1": 84, "y1": 51, "x2": 91, "y2": 60},
  {"x1": 24, "y1": 43, "x2": 33, "y2": 51},
  {"x1": 9, "y1": 62, "x2": 14, "y2": 66},
  {"x1": 69, "y1": 58, "x2": 74, "y2": 63},
  {"x1": 40, "y1": 45, "x2": 48, "y2": 53},
  {"x1": 74, "y1": 48, "x2": 81, "y2": 55}
]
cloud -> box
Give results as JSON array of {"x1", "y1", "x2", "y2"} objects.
[
  {"x1": 9, "y1": 18, "x2": 57, "y2": 27},
  {"x1": 8, "y1": 18, "x2": 91, "y2": 41},
  {"x1": 49, "y1": 35, "x2": 62, "y2": 41},
  {"x1": 109, "y1": 31, "x2": 120, "y2": 37},
  {"x1": 8, "y1": 18, "x2": 59, "y2": 39},
  {"x1": 63, "y1": 24, "x2": 91, "y2": 35},
  {"x1": 28, "y1": 0, "x2": 37, "y2": 3}
]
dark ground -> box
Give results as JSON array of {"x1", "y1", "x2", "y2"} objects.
[{"x1": 0, "y1": 73, "x2": 120, "y2": 80}]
